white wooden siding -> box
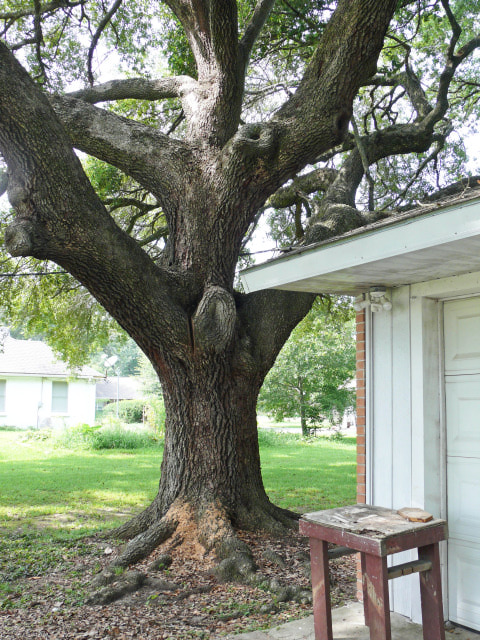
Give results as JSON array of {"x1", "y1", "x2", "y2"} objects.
[{"x1": 0, "y1": 377, "x2": 97, "y2": 429}]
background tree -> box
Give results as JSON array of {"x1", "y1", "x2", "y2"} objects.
[
  {"x1": 0, "y1": 0, "x2": 479, "y2": 578},
  {"x1": 259, "y1": 299, "x2": 355, "y2": 435}
]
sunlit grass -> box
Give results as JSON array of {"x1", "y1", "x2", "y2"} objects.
[
  {"x1": 0, "y1": 429, "x2": 356, "y2": 608},
  {"x1": 0, "y1": 430, "x2": 356, "y2": 531},
  {"x1": 260, "y1": 434, "x2": 356, "y2": 512}
]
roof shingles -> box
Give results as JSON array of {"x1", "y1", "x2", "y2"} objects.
[{"x1": 0, "y1": 335, "x2": 101, "y2": 378}]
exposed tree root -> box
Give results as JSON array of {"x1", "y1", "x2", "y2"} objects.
[
  {"x1": 109, "y1": 497, "x2": 298, "y2": 568},
  {"x1": 88, "y1": 498, "x2": 311, "y2": 607},
  {"x1": 109, "y1": 498, "x2": 162, "y2": 540},
  {"x1": 111, "y1": 507, "x2": 180, "y2": 568}
]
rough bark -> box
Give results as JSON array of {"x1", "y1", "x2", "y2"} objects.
[{"x1": 0, "y1": 0, "x2": 397, "y2": 573}]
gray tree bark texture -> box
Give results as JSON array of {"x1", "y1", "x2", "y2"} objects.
[{"x1": 0, "y1": 0, "x2": 397, "y2": 567}]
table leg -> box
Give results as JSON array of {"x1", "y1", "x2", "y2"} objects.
[
  {"x1": 361, "y1": 553, "x2": 370, "y2": 627},
  {"x1": 362, "y1": 553, "x2": 391, "y2": 640},
  {"x1": 418, "y1": 543, "x2": 445, "y2": 640},
  {"x1": 309, "y1": 537, "x2": 333, "y2": 640}
]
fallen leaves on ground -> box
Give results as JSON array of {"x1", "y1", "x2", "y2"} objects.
[{"x1": 0, "y1": 529, "x2": 356, "y2": 639}]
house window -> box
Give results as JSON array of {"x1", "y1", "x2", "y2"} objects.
[
  {"x1": 52, "y1": 381, "x2": 68, "y2": 413},
  {"x1": 0, "y1": 380, "x2": 5, "y2": 412}
]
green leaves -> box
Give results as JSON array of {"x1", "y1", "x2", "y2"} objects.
[{"x1": 258, "y1": 298, "x2": 356, "y2": 430}]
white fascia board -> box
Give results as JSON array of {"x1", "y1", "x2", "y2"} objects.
[{"x1": 240, "y1": 198, "x2": 480, "y2": 293}]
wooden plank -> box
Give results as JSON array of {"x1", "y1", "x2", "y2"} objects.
[
  {"x1": 327, "y1": 546, "x2": 357, "y2": 560},
  {"x1": 398, "y1": 507, "x2": 433, "y2": 523},
  {"x1": 363, "y1": 554, "x2": 391, "y2": 640},
  {"x1": 418, "y1": 543, "x2": 446, "y2": 640},
  {"x1": 387, "y1": 559, "x2": 432, "y2": 580}
]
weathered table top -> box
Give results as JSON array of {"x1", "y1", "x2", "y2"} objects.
[{"x1": 299, "y1": 504, "x2": 448, "y2": 556}]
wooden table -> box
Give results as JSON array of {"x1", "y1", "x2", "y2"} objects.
[{"x1": 299, "y1": 504, "x2": 448, "y2": 640}]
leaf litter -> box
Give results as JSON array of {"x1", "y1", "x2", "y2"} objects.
[{"x1": 0, "y1": 529, "x2": 356, "y2": 639}]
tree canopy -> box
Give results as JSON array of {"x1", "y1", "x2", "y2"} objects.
[
  {"x1": 258, "y1": 299, "x2": 355, "y2": 435},
  {"x1": 0, "y1": 1, "x2": 479, "y2": 359},
  {"x1": 0, "y1": 0, "x2": 479, "y2": 583}
]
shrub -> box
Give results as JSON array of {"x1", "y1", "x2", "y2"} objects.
[
  {"x1": 143, "y1": 396, "x2": 165, "y2": 435},
  {"x1": 90, "y1": 426, "x2": 160, "y2": 450},
  {"x1": 257, "y1": 429, "x2": 300, "y2": 447},
  {"x1": 20, "y1": 429, "x2": 54, "y2": 443},
  {"x1": 55, "y1": 423, "x2": 102, "y2": 448},
  {"x1": 101, "y1": 399, "x2": 145, "y2": 423}
]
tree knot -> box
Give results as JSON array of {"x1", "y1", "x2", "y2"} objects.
[
  {"x1": 232, "y1": 123, "x2": 279, "y2": 159},
  {"x1": 192, "y1": 286, "x2": 236, "y2": 354},
  {"x1": 5, "y1": 218, "x2": 48, "y2": 258}
]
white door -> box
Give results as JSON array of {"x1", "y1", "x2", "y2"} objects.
[{"x1": 444, "y1": 297, "x2": 480, "y2": 630}]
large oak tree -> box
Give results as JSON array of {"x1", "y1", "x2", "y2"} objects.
[{"x1": 0, "y1": 0, "x2": 479, "y2": 571}]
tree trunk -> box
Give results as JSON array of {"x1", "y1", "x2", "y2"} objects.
[
  {"x1": 0, "y1": 0, "x2": 398, "y2": 575},
  {"x1": 111, "y1": 349, "x2": 298, "y2": 567},
  {"x1": 299, "y1": 379, "x2": 309, "y2": 437}
]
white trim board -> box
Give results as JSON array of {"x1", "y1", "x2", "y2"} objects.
[{"x1": 241, "y1": 198, "x2": 480, "y2": 295}]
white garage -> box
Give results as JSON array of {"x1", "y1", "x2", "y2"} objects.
[{"x1": 241, "y1": 189, "x2": 480, "y2": 630}]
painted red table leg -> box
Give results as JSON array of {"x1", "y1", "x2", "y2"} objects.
[
  {"x1": 361, "y1": 552, "x2": 370, "y2": 627},
  {"x1": 362, "y1": 553, "x2": 391, "y2": 640},
  {"x1": 418, "y1": 543, "x2": 446, "y2": 640},
  {"x1": 309, "y1": 537, "x2": 333, "y2": 640}
]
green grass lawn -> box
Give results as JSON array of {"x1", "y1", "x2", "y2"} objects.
[
  {"x1": 259, "y1": 432, "x2": 356, "y2": 512},
  {"x1": 0, "y1": 429, "x2": 356, "y2": 608},
  {"x1": 0, "y1": 431, "x2": 161, "y2": 533},
  {"x1": 0, "y1": 430, "x2": 356, "y2": 532}
]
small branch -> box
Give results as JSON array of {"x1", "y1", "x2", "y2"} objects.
[
  {"x1": 165, "y1": 110, "x2": 185, "y2": 136},
  {"x1": 380, "y1": 137, "x2": 449, "y2": 210},
  {"x1": 240, "y1": 0, "x2": 276, "y2": 64},
  {"x1": 33, "y1": 0, "x2": 48, "y2": 83},
  {"x1": 105, "y1": 197, "x2": 158, "y2": 214},
  {"x1": 294, "y1": 201, "x2": 304, "y2": 240},
  {"x1": 138, "y1": 226, "x2": 169, "y2": 247},
  {"x1": 87, "y1": 0, "x2": 123, "y2": 86},
  {"x1": 455, "y1": 36, "x2": 480, "y2": 63},
  {"x1": 67, "y1": 76, "x2": 196, "y2": 104},
  {"x1": 0, "y1": 0, "x2": 85, "y2": 21},
  {"x1": 350, "y1": 115, "x2": 375, "y2": 210},
  {"x1": 268, "y1": 167, "x2": 337, "y2": 209},
  {"x1": 440, "y1": 0, "x2": 461, "y2": 58},
  {"x1": 10, "y1": 38, "x2": 37, "y2": 51}
]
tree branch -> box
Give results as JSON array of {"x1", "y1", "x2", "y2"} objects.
[
  {"x1": 268, "y1": 168, "x2": 337, "y2": 209},
  {"x1": 50, "y1": 95, "x2": 191, "y2": 209},
  {"x1": 33, "y1": 0, "x2": 48, "y2": 82},
  {"x1": 87, "y1": 0, "x2": 123, "y2": 86},
  {"x1": 0, "y1": 0, "x2": 84, "y2": 21},
  {"x1": 162, "y1": 0, "x2": 244, "y2": 145},
  {"x1": 240, "y1": 0, "x2": 276, "y2": 66},
  {"x1": 440, "y1": 0, "x2": 461, "y2": 59},
  {"x1": 67, "y1": 76, "x2": 197, "y2": 104},
  {"x1": 238, "y1": 289, "x2": 315, "y2": 377},
  {"x1": 269, "y1": 0, "x2": 398, "y2": 178},
  {"x1": 0, "y1": 43, "x2": 191, "y2": 356}
]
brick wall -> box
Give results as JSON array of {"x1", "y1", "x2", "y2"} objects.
[{"x1": 356, "y1": 309, "x2": 367, "y2": 601}]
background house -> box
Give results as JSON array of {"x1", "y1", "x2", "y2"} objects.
[
  {"x1": 241, "y1": 189, "x2": 480, "y2": 632},
  {"x1": 95, "y1": 376, "x2": 143, "y2": 418},
  {"x1": 0, "y1": 331, "x2": 101, "y2": 429}
]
